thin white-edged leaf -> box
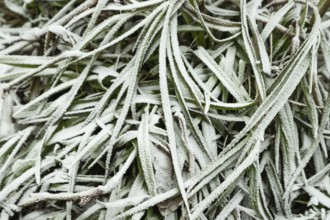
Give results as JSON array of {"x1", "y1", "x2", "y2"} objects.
[
  {"x1": 261, "y1": 1, "x2": 294, "y2": 41},
  {"x1": 241, "y1": 0, "x2": 266, "y2": 100},
  {"x1": 97, "y1": 195, "x2": 150, "y2": 208},
  {"x1": 137, "y1": 105, "x2": 157, "y2": 196},
  {"x1": 0, "y1": 55, "x2": 54, "y2": 66},
  {"x1": 104, "y1": 0, "x2": 164, "y2": 11},
  {"x1": 301, "y1": 78, "x2": 319, "y2": 138},
  {"x1": 215, "y1": 191, "x2": 244, "y2": 220}
]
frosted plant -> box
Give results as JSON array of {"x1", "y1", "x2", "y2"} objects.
[{"x1": 0, "y1": 0, "x2": 330, "y2": 219}]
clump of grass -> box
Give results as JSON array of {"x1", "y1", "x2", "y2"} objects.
[{"x1": 0, "y1": 0, "x2": 330, "y2": 219}]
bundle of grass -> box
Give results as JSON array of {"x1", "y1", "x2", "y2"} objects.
[{"x1": 0, "y1": 0, "x2": 330, "y2": 219}]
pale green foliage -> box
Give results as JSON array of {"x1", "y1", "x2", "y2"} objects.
[{"x1": 0, "y1": 0, "x2": 330, "y2": 219}]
